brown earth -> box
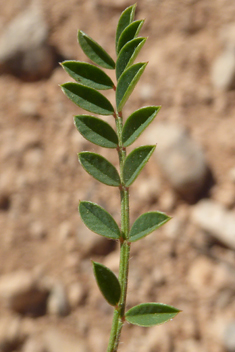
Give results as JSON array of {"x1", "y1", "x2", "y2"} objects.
[{"x1": 0, "y1": 1, "x2": 235, "y2": 352}]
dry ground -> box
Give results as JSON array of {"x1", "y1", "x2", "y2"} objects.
[{"x1": 0, "y1": 1, "x2": 235, "y2": 352}]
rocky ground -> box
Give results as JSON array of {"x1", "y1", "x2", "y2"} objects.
[{"x1": 0, "y1": 0, "x2": 235, "y2": 352}]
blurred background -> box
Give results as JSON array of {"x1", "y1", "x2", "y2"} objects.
[{"x1": 0, "y1": 0, "x2": 235, "y2": 351}]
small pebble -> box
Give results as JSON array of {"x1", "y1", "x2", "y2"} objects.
[{"x1": 224, "y1": 321, "x2": 235, "y2": 352}]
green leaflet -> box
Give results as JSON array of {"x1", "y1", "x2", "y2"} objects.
[
  {"x1": 123, "y1": 145, "x2": 156, "y2": 187},
  {"x1": 117, "y1": 20, "x2": 144, "y2": 54},
  {"x1": 116, "y1": 4, "x2": 136, "y2": 54},
  {"x1": 122, "y1": 106, "x2": 161, "y2": 147},
  {"x1": 116, "y1": 62, "x2": 147, "y2": 112},
  {"x1": 78, "y1": 30, "x2": 115, "y2": 69},
  {"x1": 129, "y1": 211, "x2": 171, "y2": 242},
  {"x1": 61, "y1": 82, "x2": 114, "y2": 116},
  {"x1": 93, "y1": 262, "x2": 121, "y2": 306},
  {"x1": 61, "y1": 61, "x2": 114, "y2": 90},
  {"x1": 79, "y1": 152, "x2": 120, "y2": 187},
  {"x1": 74, "y1": 115, "x2": 118, "y2": 148},
  {"x1": 125, "y1": 303, "x2": 181, "y2": 327},
  {"x1": 79, "y1": 201, "x2": 120, "y2": 240},
  {"x1": 116, "y1": 37, "x2": 147, "y2": 80}
]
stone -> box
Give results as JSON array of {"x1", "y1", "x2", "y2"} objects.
[
  {"x1": 212, "y1": 183, "x2": 235, "y2": 208},
  {"x1": 19, "y1": 100, "x2": 39, "y2": 118},
  {"x1": 158, "y1": 189, "x2": 176, "y2": 212},
  {"x1": 211, "y1": 23, "x2": 235, "y2": 91},
  {"x1": 146, "y1": 123, "x2": 209, "y2": 202},
  {"x1": 187, "y1": 257, "x2": 215, "y2": 293},
  {"x1": 191, "y1": 199, "x2": 235, "y2": 250},
  {"x1": 23, "y1": 147, "x2": 43, "y2": 167},
  {"x1": 164, "y1": 216, "x2": 183, "y2": 239},
  {"x1": 64, "y1": 237, "x2": 79, "y2": 253},
  {"x1": 16, "y1": 130, "x2": 40, "y2": 153},
  {"x1": 175, "y1": 339, "x2": 206, "y2": 352},
  {"x1": 220, "y1": 23, "x2": 235, "y2": 50},
  {"x1": 0, "y1": 270, "x2": 49, "y2": 316},
  {"x1": 229, "y1": 167, "x2": 235, "y2": 183},
  {"x1": 0, "y1": 4, "x2": 55, "y2": 80},
  {"x1": 164, "y1": 204, "x2": 189, "y2": 239},
  {"x1": 211, "y1": 48, "x2": 235, "y2": 90},
  {"x1": 216, "y1": 289, "x2": 234, "y2": 309},
  {"x1": 138, "y1": 83, "x2": 154, "y2": 100},
  {"x1": 43, "y1": 329, "x2": 89, "y2": 352},
  {"x1": 22, "y1": 335, "x2": 47, "y2": 352},
  {"x1": 20, "y1": 318, "x2": 36, "y2": 338},
  {"x1": 29, "y1": 221, "x2": 47, "y2": 240},
  {"x1": 0, "y1": 193, "x2": 11, "y2": 211},
  {"x1": 187, "y1": 256, "x2": 233, "y2": 296},
  {"x1": 65, "y1": 253, "x2": 81, "y2": 271},
  {"x1": 58, "y1": 221, "x2": 73, "y2": 243},
  {"x1": 1, "y1": 129, "x2": 40, "y2": 160},
  {"x1": 0, "y1": 315, "x2": 36, "y2": 352},
  {"x1": 94, "y1": 0, "x2": 131, "y2": 9},
  {"x1": 0, "y1": 315, "x2": 22, "y2": 351},
  {"x1": 23, "y1": 329, "x2": 89, "y2": 352},
  {"x1": 223, "y1": 321, "x2": 235, "y2": 352},
  {"x1": 134, "y1": 176, "x2": 161, "y2": 203},
  {"x1": 47, "y1": 283, "x2": 69, "y2": 316},
  {"x1": 151, "y1": 268, "x2": 165, "y2": 285},
  {"x1": 77, "y1": 223, "x2": 117, "y2": 257},
  {"x1": 67, "y1": 282, "x2": 86, "y2": 308}
]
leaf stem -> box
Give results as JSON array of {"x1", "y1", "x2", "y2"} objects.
[{"x1": 106, "y1": 112, "x2": 130, "y2": 352}]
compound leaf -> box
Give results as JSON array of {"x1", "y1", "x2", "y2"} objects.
[
  {"x1": 125, "y1": 303, "x2": 181, "y2": 327},
  {"x1": 93, "y1": 261, "x2": 121, "y2": 306},
  {"x1": 79, "y1": 201, "x2": 120, "y2": 240},
  {"x1": 78, "y1": 30, "x2": 115, "y2": 69},
  {"x1": 61, "y1": 82, "x2": 114, "y2": 115},
  {"x1": 74, "y1": 115, "x2": 118, "y2": 148},
  {"x1": 61, "y1": 61, "x2": 114, "y2": 90},
  {"x1": 122, "y1": 106, "x2": 161, "y2": 147},
  {"x1": 129, "y1": 211, "x2": 171, "y2": 242},
  {"x1": 79, "y1": 152, "x2": 120, "y2": 187},
  {"x1": 123, "y1": 145, "x2": 155, "y2": 187},
  {"x1": 116, "y1": 37, "x2": 147, "y2": 80},
  {"x1": 117, "y1": 20, "x2": 144, "y2": 54},
  {"x1": 116, "y1": 62, "x2": 147, "y2": 112},
  {"x1": 116, "y1": 4, "x2": 136, "y2": 54}
]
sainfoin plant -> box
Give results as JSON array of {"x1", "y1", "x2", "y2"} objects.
[{"x1": 61, "y1": 4, "x2": 180, "y2": 352}]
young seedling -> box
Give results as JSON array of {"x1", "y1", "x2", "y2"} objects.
[{"x1": 61, "y1": 4, "x2": 180, "y2": 352}]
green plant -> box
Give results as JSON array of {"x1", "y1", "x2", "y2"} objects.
[{"x1": 61, "y1": 4, "x2": 180, "y2": 352}]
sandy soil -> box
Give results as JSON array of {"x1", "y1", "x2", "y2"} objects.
[{"x1": 0, "y1": 1, "x2": 235, "y2": 352}]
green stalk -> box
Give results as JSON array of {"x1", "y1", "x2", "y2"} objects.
[{"x1": 106, "y1": 112, "x2": 130, "y2": 352}]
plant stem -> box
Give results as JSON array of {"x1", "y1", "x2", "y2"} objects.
[
  {"x1": 106, "y1": 113, "x2": 130, "y2": 352},
  {"x1": 106, "y1": 242, "x2": 130, "y2": 352}
]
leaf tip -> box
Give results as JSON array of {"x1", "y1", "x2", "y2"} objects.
[
  {"x1": 60, "y1": 83, "x2": 66, "y2": 92},
  {"x1": 78, "y1": 29, "x2": 85, "y2": 43},
  {"x1": 77, "y1": 153, "x2": 82, "y2": 162}
]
